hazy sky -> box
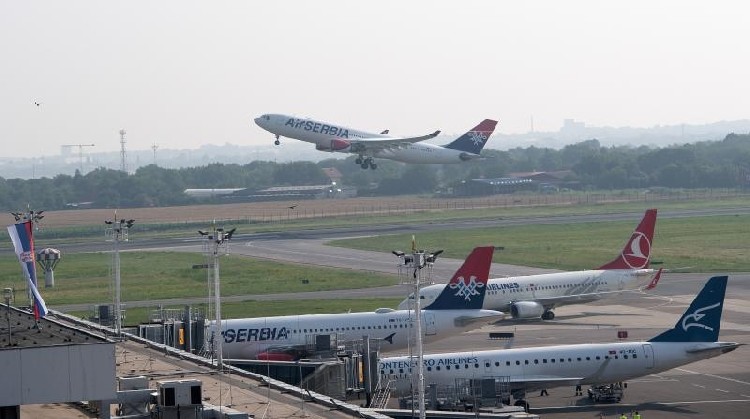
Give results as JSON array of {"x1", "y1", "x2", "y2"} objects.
[{"x1": 2, "y1": 1, "x2": 749, "y2": 158}]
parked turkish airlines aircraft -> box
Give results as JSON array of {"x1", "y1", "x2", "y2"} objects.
[
  {"x1": 211, "y1": 246, "x2": 503, "y2": 361},
  {"x1": 399, "y1": 209, "x2": 659, "y2": 320},
  {"x1": 381, "y1": 275, "x2": 739, "y2": 410},
  {"x1": 254, "y1": 114, "x2": 497, "y2": 169}
]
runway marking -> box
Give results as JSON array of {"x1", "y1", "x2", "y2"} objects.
[
  {"x1": 539, "y1": 399, "x2": 750, "y2": 410},
  {"x1": 693, "y1": 384, "x2": 706, "y2": 388},
  {"x1": 741, "y1": 394, "x2": 750, "y2": 398},
  {"x1": 717, "y1": 388, "x2": 730, "y2": 393},
  {"x1": 676, "y1": 368, "x2": 750, "y2": 386}
]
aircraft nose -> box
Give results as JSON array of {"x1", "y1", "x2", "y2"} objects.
[{"x1": 253, "y1": 116, "x2": 263, "y2": 127}]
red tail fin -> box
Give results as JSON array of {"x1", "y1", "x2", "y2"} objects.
[
  {"x1": 644, "y1": 268, "x2": 663, "y2": 290},
  {"x1": 597, "y1": 209, "x2": 657, "y2": 270}
]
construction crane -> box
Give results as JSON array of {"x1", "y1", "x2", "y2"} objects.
[{"x1": 61, "y1": 144, "x2": 95, "y2": 173}]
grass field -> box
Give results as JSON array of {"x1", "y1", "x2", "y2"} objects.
[
  {"x1": 2, "y1": 194, "x2": 748, "y2": 321},
  {"x1": 0, "y1": 252, "x2": 397, "y2": 306},
  {"x1": 330, "y1": 214, "x2": 750, "y2": 272}
]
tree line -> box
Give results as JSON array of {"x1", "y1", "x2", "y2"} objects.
[{"x1": 1, "y1": 133, "x2": 748, "y2": 210}]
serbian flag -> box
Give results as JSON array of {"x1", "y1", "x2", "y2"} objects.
[{"x1": 7, "y1": 221, "x2": 49, "y2": 319}]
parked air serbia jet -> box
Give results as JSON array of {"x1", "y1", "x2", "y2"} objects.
[
  {"x1": 381, "y1": 275, "x2": 739, "y2": 410},
  {"x1": 211, "y1": 246, "x2": 503, "y2": 361},
  {"x1": 399, "y1": 209, "x2": 659, "y2": 320},
  {"x1": 254, "y1": 114, "x2": 497, "y2": 169}
]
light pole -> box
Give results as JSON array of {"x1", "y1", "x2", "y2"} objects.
[
  {"x1": 199, "y1": 224, "x2": 235, "y2": 370},
  {"x1": 105, "y1": 215, "x2": 134, "y2": 336}
]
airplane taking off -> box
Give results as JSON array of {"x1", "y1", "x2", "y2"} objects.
[
  {"x1": 211, "y1": 246, "x2": 504, "y2": 361},
  {"x1": 254, "y1": 114, "x2": 498, "y2": 169},
  {"x1": 381, "y1": 275, "x2": 740, "y2": 410},
  {"x1": 399, "y1": 209, "x2": 659, "y2": 320}
]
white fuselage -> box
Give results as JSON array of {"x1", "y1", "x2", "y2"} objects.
[
  {"x1": 400, "y1": 269, "x2": 654, "y2": 313},
  {"x1": 256, "y1": 114, "x2": 477, "y2": 163},
  {"x1": 380, "y1": 341, "x2": 736, "y2": 394},
  {"x1": 212, "y1": 308, "x2": 502, "y2": 360}
]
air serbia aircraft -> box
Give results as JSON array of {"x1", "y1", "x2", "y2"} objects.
[
  {"x1": 212, "y1": 246, "x2": 503, "y2": 361},
  {"x1": 254, "y1": 114, "x2": 498, "y2": 169},
  {"x1": 381, "y1": 275, "x2": 739, "y2": 410},
  {"x1": 399, "y1": 209, "x2": 659, "y2": 320}
]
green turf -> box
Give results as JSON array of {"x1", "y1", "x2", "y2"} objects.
[
  {"x1": 329, "y1": 214, "x2": 750, "y2": 272},
  {"x1": 67, "y1": 297, "x2": 404, "y2": 326},
  {"x1": 0, "y1": 252, "x2": 397, "y2": 306}
]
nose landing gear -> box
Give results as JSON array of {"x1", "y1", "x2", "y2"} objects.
[{"x1": 274, "y1": 134, "x2": 280, "y2": 146}]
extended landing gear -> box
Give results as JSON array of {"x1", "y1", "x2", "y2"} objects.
[
  {"x1": 274, "y1": 134, "x2": 280, "y2": 146},
  {"x1": 541, "y1": 310, "x2": 555, "y2": 320},
  {"x1": 355, "y1": 156, "x2": 377, "y2": 169}
]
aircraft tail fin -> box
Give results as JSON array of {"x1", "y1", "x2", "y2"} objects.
[
  {"x1": 443, "y1": 119, "x2": 498, "y2": 155},
  {"x1": 597, "y1": 209, "x2": 657, "y2": 270},
  {"x1": 424, "y1": 246, "x2": 494, "y2": 310},
  {"x1": 648, "y1": 275, "x2": 727, "y2": 343}
]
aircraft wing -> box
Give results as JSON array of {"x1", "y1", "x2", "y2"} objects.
[{"x1": 349, "y1": 130, "x2": 441, "y2": 154}]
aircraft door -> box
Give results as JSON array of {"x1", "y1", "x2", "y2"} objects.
[
  {"x1": 642, "y1": 343, "x2": 654, "y2": 368},
  {"x1": 423, "y1": 312, "x2": 437, "y2": 336}
]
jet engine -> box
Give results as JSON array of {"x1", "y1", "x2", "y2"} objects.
[
  {"x1": 510, "y1": 301, "x2": 545, "y2": 319},
  {"x1": 316, "y1": 138, "x2": 351, "y2": 152}
]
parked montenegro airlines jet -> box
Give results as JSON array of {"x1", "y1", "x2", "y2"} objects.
[
  {"x1": 381, "y1": 275, "x2": 739, "y2": 410},
  {"x1": 213, "y1": 246, "x2": 503, "y2": 361},
  {"x1": 254, "y1": 113, "x2": 498, "y2": 169},
  {"x1": 399, "y1": 209, "x2": 659, "y2": 320}
]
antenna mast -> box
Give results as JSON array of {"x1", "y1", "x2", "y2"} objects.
[{"x1": 119, "y1": 129, "x2": 127, "y2": 173}]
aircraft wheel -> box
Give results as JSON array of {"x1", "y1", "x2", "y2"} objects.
[
  {"x1": 370, "y1": 162, "x2": 378, "y2": 170},
  {"x1": 355, "y1": 157, "x2": 362, "y2": 164},
  {"x1": 274, "y1": 139, "x2": 280, "y2": 146},
  {"x1": 542, "y1": 310, "x2": 555, "y2": 320},
  {"x1": 360, "y1": 163, "x2": 369, "y2": 169}
]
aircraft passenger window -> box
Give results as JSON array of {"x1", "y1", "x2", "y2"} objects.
[
  {"x1": 304, "y1": 329, "x2": 307, "y2": 332},
  {"x1": 474, "y1": 364, "x2": 479, "y2": 368},
  {"x1": 427, "y1": 366, "x2": 432, "y2": 371},
  {"x1": 560, "y1": 358, "x2": 565, "y2": 363},
  {"x1": 577, "y1": 357, "x2": 582, "y2": 361},
  {"x1": 516, "y1": 361, "x2": 520, "y2": 365},
  {"x1": 446, "y1": 365, "x2": 451, "y2": 370},
  {"x1": 586, "y1": 357, "x2": 591, "y2": 361},
  {"x1": 615, "y1": 355, "x2": 619, "y2": 359},
  {"x1": 605, "y1": 356, "x2": 609, "y2": 360},
  {"x1": 534, "y1": 360, "x2": 539, "y2": 364},
  {"x1": 543, "y1": 359, "x2": 547, "y2": 363},
  {"x1": 624, "y1": 355, "x2": 628, "y2": 359},
  {"x1": 596, "y1": 356, "x2": 600, "y2": 360},
  {"x1": 485, "y1": 362, "x2": 490, "y2": 368},
  {"x1": 503, "y1": 361, "x2": 508, "y2": 366},
  {"x1": 399, "y1": 369, "x2": 404, "y2": 373},
  {"x1": 465, "y1": 364, "x2": 469, "y2": 369},
  {"x1": 568, "y1": 358, "x2": 572, "y2": 362},
  {"x1": 524, "y1": 360, "x2": 529, "y2": 365},
  {"x1": 436, "y1": 366, "x2": 441, "y2": 371},
  {"x1": 633, "y1": 354, "x2": 637, "y2": 358},
  {"x1": 550, "y1": 359, "x2": 554, "y2": 363}
]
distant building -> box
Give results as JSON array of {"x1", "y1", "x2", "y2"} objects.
[{"x1": 453, "y1": 177, "x2": 534, "y2": 196}]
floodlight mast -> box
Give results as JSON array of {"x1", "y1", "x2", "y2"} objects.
[
  {"x1": 394, "y1": 238, "x2": 438, "y2": 419},
  {"x1": 105, "y1": 214, "x2": 134, "y2": 337},
  {"x1": 199, "y1": 223, "x2": 235, "y2": 370}
]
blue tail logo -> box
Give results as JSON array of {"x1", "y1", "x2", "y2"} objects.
[
  {"x1": 682, "y1": 302, "x2": 721, "y2": 332},
  {"x1": 649, "y1": 275, "x2": 727, "y2": 343},
  {"x1": 444, "y1": 119, "x2": 498, "y2": 155},
  {"x1": 424, "y1": 246, "x2": 494, "y2": 311},
  {"x1": 449, "y1": 275, "x2": 485, "y2": 301}
]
